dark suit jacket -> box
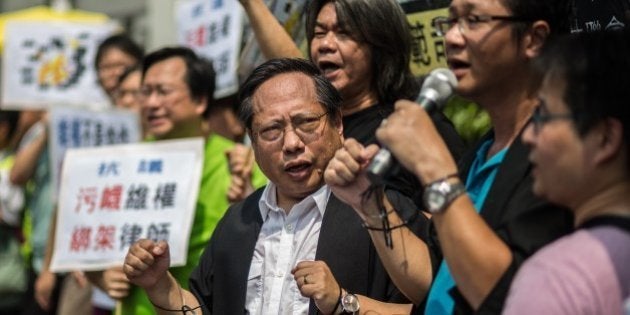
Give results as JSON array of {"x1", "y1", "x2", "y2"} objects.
[
  {"x1": 189, "y1": 188, "x2": 412, "y2": 314},
  {"x1": 422, "y1": 130, "x2": 574, "y2": 314}
]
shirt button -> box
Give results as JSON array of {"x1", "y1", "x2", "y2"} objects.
[{"x1": 285, "y1": 224, "x2": 293, "y2": 231}]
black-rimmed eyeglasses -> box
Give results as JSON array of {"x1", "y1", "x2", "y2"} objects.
[
  {"x1": 530, "y1": 101, "x2": 573, "y2": 134},
  {"x1": 434, "y1": 14, "x2": 533, "y2": 37}
]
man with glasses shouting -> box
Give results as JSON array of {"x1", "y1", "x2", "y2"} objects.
[
  {"x1": 325, "y1": 0, "x2": 575, "y2": 314},
  {"x1": 123, "y1": 58, "x2": 414, "y2": 314},
  {"x1": 114, "y1": 47, "x2": 240, "y2": 314}
]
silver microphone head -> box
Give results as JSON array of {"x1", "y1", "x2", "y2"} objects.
[{"x1": 418, "y1": 68, "x2": 458, "y2": 109}]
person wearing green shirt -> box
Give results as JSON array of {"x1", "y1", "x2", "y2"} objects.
[{"x1": 86, "y1": 47, "x2": 264, "y2": 315}]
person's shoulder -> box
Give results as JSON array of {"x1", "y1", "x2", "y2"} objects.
[
  {"x1": 205, "y1": 133, "x2": 236, "y2": 151},
  {"x1": 224, "y1": 187, "x2": 266, "y2": 216}
]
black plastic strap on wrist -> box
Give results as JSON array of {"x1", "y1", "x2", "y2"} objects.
[
  {"x1": 150, "y1": 301, "x2": 204, "y2": 314},
  {"x1": 361, "y1": 220, "x2": 409, "y2": 231},
  {"x1": 331, "y1": 286, "x2": 343, "y2": 314}
]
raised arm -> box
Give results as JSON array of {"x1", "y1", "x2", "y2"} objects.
[
  {"x1": 239, "y1": 0, "x2": 303, "y2": 59},
  {"x1": 376, "y1": 100, "x2": 513, "y2": 309},
  {"x1": 124, "y1": 239, "x2": 203, "y2": 315},
  {"x1": 324, "y1": 138, "x2": 434, "y2": 304},
  {"x1": 10, "y1": 121, "x2": 47, "y2": 185}
]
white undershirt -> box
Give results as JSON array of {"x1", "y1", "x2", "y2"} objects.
[{"x1": 245, "y1": 183, "x2": 330, "y2": 315}]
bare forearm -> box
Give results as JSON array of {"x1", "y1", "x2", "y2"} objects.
[
  {"x1": 10, "y1": 129, "x2": 47, "y2": 184},
  {"x1": 360, "y1": 199, "x2": 433, "y2": 304},
  {"x1": 432, "y1": 197, "x2": 512, "y2": 309},
  {"x1": 42, "y1": 207, "x2": 57, "y2": 272},
  {"x1": 240, "y1": 0, "x2": 303, "y2": 59},
  {"x1": 355, "y1": 296, "x2": 412, "y2": 315},
  {"x1": 146, "y1": 273, "x2": 203, "y2": 315}
]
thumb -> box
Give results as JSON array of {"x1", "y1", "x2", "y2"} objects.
[
  {"x1": 361, "y1": 144, "x2": 381, "y2": 166},
  {"x1": 152, "y1": 241, "x2": 169, "y2": 257}
]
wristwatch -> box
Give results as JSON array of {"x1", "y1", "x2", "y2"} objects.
[
  {"x1": 340, "y1": 291, "x2": 360, "y2": 314},
  {"x1": 423, "y1": 178, "x2": 466, "y2": 214}
]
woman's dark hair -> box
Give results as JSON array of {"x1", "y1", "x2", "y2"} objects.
[
  {"x1": 535, "y1": 30, "x2": 630, "y2": 165},
  {"x1": 95, "y1": 33, "x2": 144, "y2": 69}
]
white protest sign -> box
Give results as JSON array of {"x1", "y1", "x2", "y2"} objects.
[
  {"x1": 50, "y1": 138, "x2": 204, "y2": 272},
  {"x1": 1, "y1": 21, "x2": 117, "y2": 109},
  {"x1": 49, "y1": 106, "x2": 142, "y2": 200},
  {"x1": 238, "y1": 0, "x2": 308, "y2": 79},
  {"x1": 176, "y1": 0, "x2": 243, "y2": 98}
]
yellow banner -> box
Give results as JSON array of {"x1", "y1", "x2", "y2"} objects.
[{"x1": 406, "y1": 7, "x2": 449, "y2": 76}]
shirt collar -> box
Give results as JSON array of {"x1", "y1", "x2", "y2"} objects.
[{"x1": 258, "y1": 182, "x2": 330, "y2": 220}]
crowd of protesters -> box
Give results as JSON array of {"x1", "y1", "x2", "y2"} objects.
[{"x1": 1, "y1": 0, "x2": 629, "y2": 314}]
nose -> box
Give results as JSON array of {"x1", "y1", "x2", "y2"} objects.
[
  {"x1": 316, "y1": 32, "x2": 337, "y2": 53},
  {"x1": 444, "y1": 20, "x2": 465, "y2": 50},
  {"x1": 282, "y1": 127, "x2": 305, "y2": 155},
  {"x1": 141, "y1": 90, "x2": 160, "y2": 110}
]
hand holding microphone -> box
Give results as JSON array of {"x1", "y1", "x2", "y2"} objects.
[{"x1": 367, "y1": 68, "x2": 458, "y2": 183}]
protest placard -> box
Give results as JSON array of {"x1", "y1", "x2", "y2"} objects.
[
  {"x1": 405, "y1": 7, "x2": 449, "y2": 76},
  {"x1": 238, "y1": 0, "x2": 308, "y2": 80},
  {"x1": 48, "y1": 106, "x2": 142, "y2": 200},
  {"x1": 1, "y1": 20, "x2": 116, "y2": 109},
  {"x1": 175, "y1": 0, "x2": 243, "y2": 98},
  {"x1": 50, "y1": 138, "x2": 204, "y2": 272}
]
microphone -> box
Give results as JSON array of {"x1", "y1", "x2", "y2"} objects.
[{"x1": 366, "y1": 68, "x2": 458, "y2": 183}]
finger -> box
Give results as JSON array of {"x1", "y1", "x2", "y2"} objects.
[
  {"x1": 362, "y1": 144, "x2": 381, "y2": 161},
  {"x1": 35, "y1": 292, "x2": 50, "y2": 310},
  {"x1": 109, "y1": 269, "x2": 129, "y2": 282},
  {"x1": 108, "y1": 287, "x2": 130, "y2": 299},
  {"x1": 123, "y1": 254, "x2": 151, "y2": 277},
  {"x1": 342, "y1": 139, "x2": 366, "y2": 160},
  {"x1": 152, "y1": 240, "x2": 169, "y2": 256},
  {"x1": 332, "y1": 145, "x2": 364, "y2": 175},
  {"x1": 393, "y1": 99, "x2": 417, "y2": 112},
  {"x1": 325, "y1": 159, "x2": 358, "y2": 184}
]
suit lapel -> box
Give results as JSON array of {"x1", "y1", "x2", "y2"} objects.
[
  {"x1": 479, "y1": 130, "x2": 531, "y2": 227},
  {"x1": 223, "y1": 189, "x2": 264, "y2": 313}
]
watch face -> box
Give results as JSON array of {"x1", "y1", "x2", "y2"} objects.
[
  {"x1": 342, "y1": 293, "x2": 360, "y2": 312},
  {"x1": 426, "y1": 190, "x2": 446, "y2": 210}
]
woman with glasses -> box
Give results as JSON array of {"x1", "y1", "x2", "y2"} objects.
[
  {"x1": 503, "y1": 30, "x2": 630, "y2": 315},
  {"x1": 325, "y1": 0, "x2": 575, "y2": 314}
]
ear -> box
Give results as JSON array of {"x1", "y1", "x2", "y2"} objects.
[
  {"x1": 333, "y1": 112, "x2": 343, "y2": 136},
  {"x1": 194, "y1": 96, "x2": 208, "y2": 116},
  {"x1": 590, "y1": 118, "x2": 624, "y2": 166},
  {"x1": 523, "y1": 21, "x2": 550, "y2": 59}
]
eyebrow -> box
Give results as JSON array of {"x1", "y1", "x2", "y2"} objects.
[
  {"x1": 314, "y1": 21, "x2": 335, "y2": 29},
  {"x1": 449, "y1": 2, "x2": 476, "y2": 15}
]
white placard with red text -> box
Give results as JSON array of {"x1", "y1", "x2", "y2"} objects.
[
  {"x1": 175, "y1": 0, "x2": 243, "y2": 98},
  {"x1": 50, "y1": 138, "x2": 204, "y2": 272}
]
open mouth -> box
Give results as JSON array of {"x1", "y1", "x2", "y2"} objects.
[
  {"x1": 146, "y1": 114, "x2": 167, "y2": 126},
  {"x1": 448, "y1": 59, "x2": 470, "y2": 70},
  {"x1": 284, "y1": 162, "x2": 313, "y2": 179},
  {"x1": 318, "y1": 61, "x2": 341, "y2": 76}
]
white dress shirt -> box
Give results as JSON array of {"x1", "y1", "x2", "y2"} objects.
[{"x1": 245, "y1": 183, "x2": 330, "y2": 315}]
